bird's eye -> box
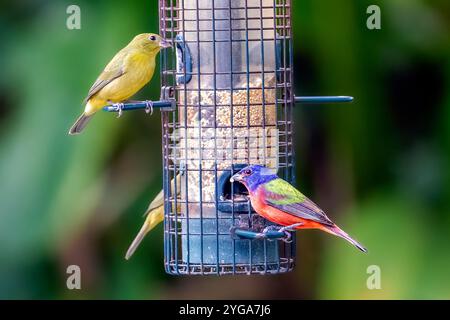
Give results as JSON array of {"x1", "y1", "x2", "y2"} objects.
[
  {"x1": 244, "y1": 169, "x2": 252, "y2": 175},
  {"x1": 149, "y1": 35, "x2": 156, "y2": 41}
]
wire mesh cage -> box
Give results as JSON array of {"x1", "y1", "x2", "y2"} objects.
[{"x1": 159, "y1": 0, "x2": 295, "y2": 275}]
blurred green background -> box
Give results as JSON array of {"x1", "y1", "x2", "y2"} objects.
[{"x1": 0, "y1": 0, "x2": 449, "y2": 299}]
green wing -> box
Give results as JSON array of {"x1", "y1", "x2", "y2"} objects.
[
  {"x1": 145, "y1": 173, "x2": 182, "y2": 215},
  {"x1": 264, "y1": 178, "x2": 306, "y2": 204},
  {"x1": 263, "y1": 179, "x2": 334, "y2": 226},
  {"x1": 83, "y1": 49, "x2": 127, "y2": 103}
]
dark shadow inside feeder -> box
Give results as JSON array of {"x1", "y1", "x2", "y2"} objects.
[
  {"x1": 217, "y1": 165, "x2": 251, "y2": 214},
  {"x1": 220, "y1": 177, "x2": 248, "y2": 201}
]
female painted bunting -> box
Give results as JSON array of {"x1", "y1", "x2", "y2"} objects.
[
  {"x1": 69, "y1": 33, "x2": 171, "y2": 135},
  {"x1": 230, "y1": 165, "x2": 367, "y2": 252},
  {"x1": 125, "y1": 174, "x2": 181, "y2": 260}
]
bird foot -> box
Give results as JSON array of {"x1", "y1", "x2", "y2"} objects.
[
  {"x1": 281, "y1": 232, "x2": 293, "y2": 243},
  {"x1": 253, "y1": 225, "x2": 279, "y2": 239},
  {"x1": 112, "y1": 102, "x2": 125, "y2": 118},
  {"x1": 144, "y1": 100, "x2": 154, "y2": 115},
  {"x1": 255, "y1": 223, "x2": 303, "y2": 243},
  {"x1": 279, "y1": 222, "x2": 303, "y2": 233},
  {"x1": 278, "y1": 223, "x2": 303, "y2": 243},
  {"x1": 237, "y1": 222, "x2": 303, "y2": 242},
  {"x1": 261, "y1": 225, "x2": 282, "y2": 233}
]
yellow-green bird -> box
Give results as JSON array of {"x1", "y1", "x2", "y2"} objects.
[
  {"x1": 125, "y1": 174, "x2": 181, "y2": 260},
  {"x1": 69, "y1": 33, "x2": 171, "y2": 135}
]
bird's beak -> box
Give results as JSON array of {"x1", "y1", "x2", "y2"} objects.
[
  {"x1": 159, "y1": 39, "x2": 172, "y2": 48},
  {"x1": 230, "y1": 173, "x2": 243, "y2": 183}
]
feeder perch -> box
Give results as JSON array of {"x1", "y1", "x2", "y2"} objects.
[{"x1": 105, "y1": 0, "x2": 353, "y2": 275}]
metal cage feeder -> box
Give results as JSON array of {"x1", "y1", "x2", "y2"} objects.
[
  {"x1": 161, "y1": 0, "x2": 297, "y2": 276},
  {"x1": 105, "y1": 0, "x2": 353, "y2": 275}
]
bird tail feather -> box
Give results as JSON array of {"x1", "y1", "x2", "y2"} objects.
[
  {"x1": 325, "y1": 225, "x2": 368, "y2": 253},
  {"x1": 125, "y1": 208, "x2": 164, "y2": 260},
  {"x1": 69, "y1": 113, "x2": 93, "y2": 135},
  {"x1": 125, "y1": 222, "x2": 150, "y2": 260}
]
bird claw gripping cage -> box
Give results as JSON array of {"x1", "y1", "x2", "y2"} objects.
[{"x1": 105, "y1": 0, "x2": 353, "y2": 275}]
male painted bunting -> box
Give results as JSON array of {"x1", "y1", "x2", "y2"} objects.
[
  {"x1": 230, "y1": 165, "x2": 367, "y2": 252},
  {"x1": 69, "y1": 33, "x2": 171, "y2": 135},
  {"x1": 125, "y1": 174, "x2": 181, "y2": 260}
]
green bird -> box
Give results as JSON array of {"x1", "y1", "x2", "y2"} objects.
[
  {"x1": 69, "y1": 33, "x2": 171, "y2": 135},
  {"x1": 125, "y1": 174, "x2": 182, "y2": 259}
]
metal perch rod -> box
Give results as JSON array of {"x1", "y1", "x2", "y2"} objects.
[
  {"x1": 295, "y1": 96, "x2": 354, "y2": 104},
  {"x1": 102, "y1": 100, "x2": 175, "y2": 112},
  {"x1": 102, "y1": 96, "x2": 354, "y2": 113}
]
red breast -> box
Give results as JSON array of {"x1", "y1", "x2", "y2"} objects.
[{"x1": 249, "y1": 187, "x2": 327, "y2": 230}]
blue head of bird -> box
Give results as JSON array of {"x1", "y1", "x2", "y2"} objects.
[{"x1": 230, "y1": 165, "x2": 278, "y2": 192}]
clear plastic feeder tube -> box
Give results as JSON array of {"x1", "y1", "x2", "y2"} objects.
[{"x1": 176, "y1": 0, "x2": 279, "y2": 209}]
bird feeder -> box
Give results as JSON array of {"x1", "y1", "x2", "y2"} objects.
[{"x1": 105, "y1": 0, "x2": 353, "y2": 275}]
